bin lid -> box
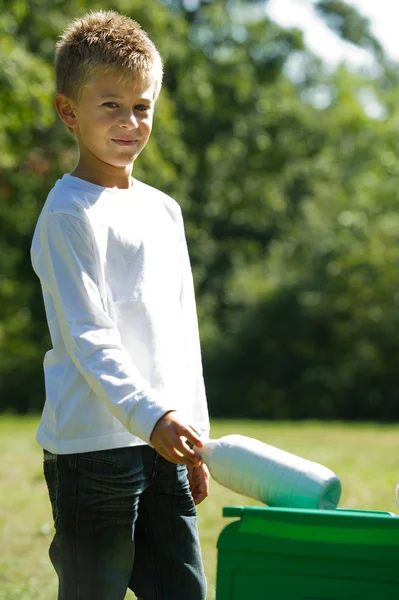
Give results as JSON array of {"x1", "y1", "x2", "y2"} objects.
[
  {"x1": 223, "y1": 506, "x2": 397, "y2": 519},
  {"x1": 221, "y1": 505, "x2": 399, "y2": 547}
]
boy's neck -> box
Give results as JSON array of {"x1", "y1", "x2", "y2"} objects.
[{"x1": 71, "y1": 160, "x2": 134, "y2": 190}]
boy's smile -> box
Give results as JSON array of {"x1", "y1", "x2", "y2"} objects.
[{"x1": 56, "y1": 69, "x2": 157, "y2": 188}]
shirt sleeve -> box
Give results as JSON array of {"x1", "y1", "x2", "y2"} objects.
[
  {"x1": 178, "y1": 215, "x2": 211, "y2": 437},
  {"x1": 35, "y1": 211, "x2": 175, "y2": 444}
]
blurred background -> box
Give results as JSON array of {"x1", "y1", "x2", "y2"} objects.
[{"x1": 2, "y1": 0, "x2": 399, "y2": 423}]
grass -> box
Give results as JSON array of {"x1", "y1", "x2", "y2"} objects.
[{"x1": 1, "y1": 416, "x2": 399, "y2": 600}]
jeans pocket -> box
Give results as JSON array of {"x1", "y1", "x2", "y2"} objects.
[
  {"x1": 76, "y1": 447, "x2": 146, "y2": 518},
  {"x1": 77, "y1": 447, "x2": 143, "y2": 474}
]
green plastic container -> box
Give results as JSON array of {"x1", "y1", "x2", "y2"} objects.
[{"x1": 216, "y1": 506, "x2": 399, "y2": 599}]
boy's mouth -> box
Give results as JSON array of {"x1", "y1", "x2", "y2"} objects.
[{"x1": 111, "y1": 138, "x2": 137, "y2": 146}]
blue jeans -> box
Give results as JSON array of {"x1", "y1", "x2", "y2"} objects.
[{"x1": 43, "y1": 445, "x2": 207, "y2": 600}]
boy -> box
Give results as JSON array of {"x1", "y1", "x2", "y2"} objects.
[{"x1": 31, "y1": 10, "x2": 210, "y2": 600}]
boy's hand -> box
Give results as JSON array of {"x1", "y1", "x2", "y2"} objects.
[
  {"x1": 150, "y1": 411, "x2": 203, "y2": 466},
  {"x1": 187, "y1": 463, "x2": 210, "y2": 505}
]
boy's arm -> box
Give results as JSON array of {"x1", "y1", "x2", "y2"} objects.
[{"x1": 35, "y1": 211, "x2": 202, "y2": 462}]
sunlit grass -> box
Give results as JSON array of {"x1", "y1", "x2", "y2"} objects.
[{"x1": 1, "y1": 416, "x2": 398, "y2": 600}]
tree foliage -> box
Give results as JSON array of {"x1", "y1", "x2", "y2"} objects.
[{"x1": 1, "y1": 0, "x2": 399, "y2": 420}]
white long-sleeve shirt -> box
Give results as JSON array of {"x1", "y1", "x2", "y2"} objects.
[{"x1": 31, "y1": 174, "x2": 210, "y2": 454}]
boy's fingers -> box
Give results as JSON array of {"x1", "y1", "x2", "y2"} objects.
[
  {"x1": 157, "y1": 433, "x2": 201, "y2": 466},
  {"x1": 166, "y1": 448, "x2": 186, "y2": 464},
  {"x1": 152, "y1": 417, "x2": 203, "y2": 465},
  {"x1": 183, "y1": 425, "x2": 203, "y2": 448},
  {"x1": 156, "y1": 442, "x2": 185, "y2": 465},
  {"x1": 165, "y1": 446, "x2": 200, "y2": 466},
  {"x1": 175, "y1": 437, "x2": 202, "y2": 465}
]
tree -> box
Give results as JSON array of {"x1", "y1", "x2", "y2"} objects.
[{"x1": 2, "y1": 0, "x2": 399, "y2": 421}]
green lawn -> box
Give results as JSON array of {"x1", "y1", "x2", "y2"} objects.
[{"x1": 1, "y1": 416, "x2": 398, "y2": 600}]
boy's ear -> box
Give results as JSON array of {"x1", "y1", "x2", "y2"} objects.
[{"x1": 54, "y1": 94, "x2": 78, "y2": 128}]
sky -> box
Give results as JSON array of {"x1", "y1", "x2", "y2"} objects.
[{"x1": 265, "y1": 0, "x2": 399, "y2": 68}]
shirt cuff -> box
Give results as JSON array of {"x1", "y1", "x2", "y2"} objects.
[{"x1": 128, "y1": 389, "x2": 177, "y2": 445}]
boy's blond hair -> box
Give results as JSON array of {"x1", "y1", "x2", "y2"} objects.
[{"x1": 55, "y1": 10, "x2": 163, "y2": 101}]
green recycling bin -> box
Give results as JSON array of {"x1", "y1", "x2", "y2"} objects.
[{"x1": 215, "y1": 506, "x2": 399, "y2": 600}]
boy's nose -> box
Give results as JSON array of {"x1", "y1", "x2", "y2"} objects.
[{"x1": 119, "y1": 112, "x2": 138, "y2": 128}]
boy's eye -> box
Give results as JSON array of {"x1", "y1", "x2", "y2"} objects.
[
  {"x1": 135, "y1": 104, "x2": 150, "y2": 112},
  {"x1": 103, "y1": 102, "x2": 119, "y2": 108}
]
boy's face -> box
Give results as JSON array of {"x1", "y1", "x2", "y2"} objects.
[{"x1": 62, "y1": 69, "x2": 157, "y2": 180}]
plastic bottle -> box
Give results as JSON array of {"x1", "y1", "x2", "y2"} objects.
[{"x1": 194, "y1": 434, "x2": 341, "y2": 510}]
